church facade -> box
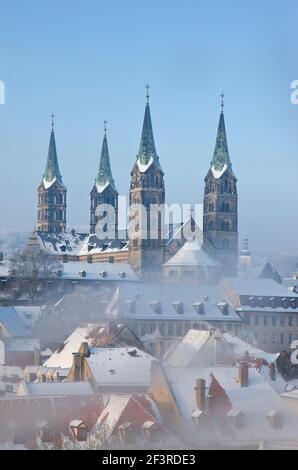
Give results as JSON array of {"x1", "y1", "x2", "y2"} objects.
[{"x1": 35, "y1": 94, "x2": 239, "y2": 280}]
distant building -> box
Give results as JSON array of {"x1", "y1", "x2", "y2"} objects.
[
  {"x1": 221, "y1": 277, "x2": 298, "y2": 352},
  {"x1": 162, "y1": 238, "x2": 220, "y2": 284},
  {"x1": 105, "y1": 283, "x2": 243, "y2": 357},
  {"x1": 239, "y1": 234, "x2": 252, "y2": 268}
]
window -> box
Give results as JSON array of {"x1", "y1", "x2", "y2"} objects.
[
  {"x1": 272, "y1": 333, "x2": 276, "y2": 344},
  {"x1": 176, "y1": 323, "x2": 183, "y2": 337},
  {"x1": 280, "y1": 316, "x2": 285, "y2": 327},
  {"x1": 141, "y1": 322, "x2": 147, "y2": 336},
  {"x1": 280, "y1": 333, "x2": 284, "y2": 344},
  {"x1": 246, "y1": 315, "x2": 250, "y2": 326},
  {"x1": 289, "y1": 333, "x2": 293, "y2": 344},
  {"x1": 272, "y1": 316, "x2": 276, "y2": 326},
  {"x1": 263, "y1": 316, "x2": 267, "y2": 326},
  {"x1": 255, "y1": 315, "x2": 259, "y2": 326},
  {"x1": 169, "y1": 270, "x2": 178, "y2": 277},
  {"x1": 289, "y1": 316, "x2": 293, "y2": 327},
  {"x1": 263, "y1": 334, "x2": 267, "y2": 344},
  {"x1": 149, "y1": 322, "x2": 156, "y2": 334},
  {"x1": 159, "y1": 323, "x2": 165, "y2": 336},
  {"x1": 168, "y1": 323, "x2": 174, "y2": 336}
]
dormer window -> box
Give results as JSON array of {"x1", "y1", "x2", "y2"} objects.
[{"x1": 270, "y1": 297, "x2": 275, "y2": 308}]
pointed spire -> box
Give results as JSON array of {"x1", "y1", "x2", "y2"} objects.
[
  {"x1": 210, "y1": 94, "x2": 231, "y2": 171},
  {"x1": 136, "y1": 85, "x2": 159, "y2": 166},
  {"x1": 44, "y1": 116, "x2": 62, "y2": 183},
  {"x1": 96, "y1": 122, "x2": 116, "y2": 190}
]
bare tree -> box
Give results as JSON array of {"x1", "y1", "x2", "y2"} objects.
[
  {"x1": 38, "y1": 423, "x2": 112, "y2": 450},
  {"x1": 9, "y1": 246, "x2": 61, "y2": 301}
]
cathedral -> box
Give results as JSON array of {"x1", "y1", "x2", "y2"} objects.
[{"x1": 35, "y1": 92, "x2": 238, "y2": 280}]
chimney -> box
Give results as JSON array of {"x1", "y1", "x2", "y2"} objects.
[
  {"x1": 269, "y1": 363, "x2": 276, "y2": 381},
  {"x1": 106, "y1": 320, "x2": 117, "y2": 335},
  {"x1": 238, "y1": 362, "x2": 249, "y2": 387},
  {"x1": 79, "y1": 342, "x2": 89, "y2": 356},
  {"x1": 195, "y1": 378, "x2": 206, "y2": 411},
  {"x1": 33, "y1": 348, "x2": 41, "y2": 366},
  {"x1": 72, "y1": 352, "x2": 84, "y2": 381}
]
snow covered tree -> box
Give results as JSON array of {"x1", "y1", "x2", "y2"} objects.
[{"x1": 9, "y1": 246, "x2": 61, "y2": 301}]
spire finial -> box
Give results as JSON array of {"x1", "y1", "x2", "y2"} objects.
[
  {"x1": 104, "y1": 120, "x2": 107, "y2": 136},
  {"x1": 146, "y1": 83, "x2": 150, "y2": 103},
  {"x1": 220, "y1": 92, "x2": 225, "y2": 112},
  {"x1": 51, "y1": 113, "x2": 55, "y2": 130}
]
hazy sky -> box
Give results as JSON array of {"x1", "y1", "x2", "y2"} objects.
[{"x1": 0, "y1": 0, "x2": 297, "y2": 253}]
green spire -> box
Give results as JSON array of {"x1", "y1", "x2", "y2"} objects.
[
  {"x1": 137, "y1": 101, "x2": 159, "y2": 166},
  {"x1": 44, "y1": 129, "x2": 62, "y2": 183},
  {"x1": 211, "y1": 101, "x2": 231, "y2": 171},
  {"x1": 96, "y1": 130, "x2": 116, "y2": 190}
]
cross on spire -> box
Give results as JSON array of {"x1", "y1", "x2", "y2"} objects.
[
  {"x1": 104, "y1": 120, "x2": 107, "y2": 135},
  {"x1": 146, "y1": 83, "x2": 150, "y2": 103},
  {"x1": 51, "y1": 113, "x2": 55, "y2": 130},
  {"x1": 220, "y1": 92, "x2": 225, "y2": 112}
]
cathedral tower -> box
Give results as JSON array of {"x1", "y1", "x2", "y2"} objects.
[
  {"x1": 203, "y1": 96, "x2": 238, "y2": 275},
  {"x1": 128, "y1": 87, "x2": 165, "y2": 279},
  {"x1": 37, "y1": 116, "x2": 67, "y2": 233},
  {"x1": 90, "y1": 123, "x2": 118, "y2": 237}
]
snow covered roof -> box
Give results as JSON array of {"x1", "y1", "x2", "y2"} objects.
[
  {"x1": 33, "y1": 231, "x2": 129, "y2": 257},
  {"x1": 165, "y1": 330, "x2": 211, "y2": 366},
  {"x1": 17, "y1": 380, "x2": 94, "y2": 397},
  {"x1": 34, "y1": 231, "x2": 87, "y2": 255},
  {"x1": 109, "y1": 284, "x2": 242, "y2": 323},
  {"x1": 42, "y1": 176, "x2": 66, "y2": 190},
  {"x1": 0, "y1": 261, "x2": 10, "y2": 279},
  {"x1": 43, "y1": 323, "x2": 106, "y2": 369},
  {"x1": 164, "y1": 328, "x2": 276, "y2": 368},
  {"x1": 222, "y1": 277, "x2": 298, "y2": 298},
  {"x1": 164, "y1": 365, "x2": 298, "y2": 443},
  {"x1": 61, "y1": 261, "x2": 138, "y2": 282},
  {"x1": 0, "y1": 307, "x2": 30, "y2": 337},
  {"x1": 78, "y1": 236, "x2": 128, "y2": 256},
  {"x1": 223, "y1": 333, "x2": 278, "y2": 364},
  {"x1": 86, "y1": 347, "x2": 155, "y2": 389},
  {"x1": 95, "y1": 393, "x2": 160, "y2": 440},
  {"x1": 211, "y1": 163, "x2": 228, "y2": 179},
  {"x1": 164, "y1": 238, "x2": 219, "y2": 268}
]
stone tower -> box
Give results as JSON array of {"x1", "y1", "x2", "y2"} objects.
[
  {"x1": 128, "y1": 89, "x2": 165, "y2": 279},
  {"x1": 239, "y1": 235, "x2": 252, "y2": 268},
  {"x1": 90, "y1": 123, "x2": 118, "y2": 237},
  {"x1": 203, "y1": 97, "x2": 238, "y2": 275},
  {"x1": 37, "y1": 118, "x2": 67, "y2": 233}
]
